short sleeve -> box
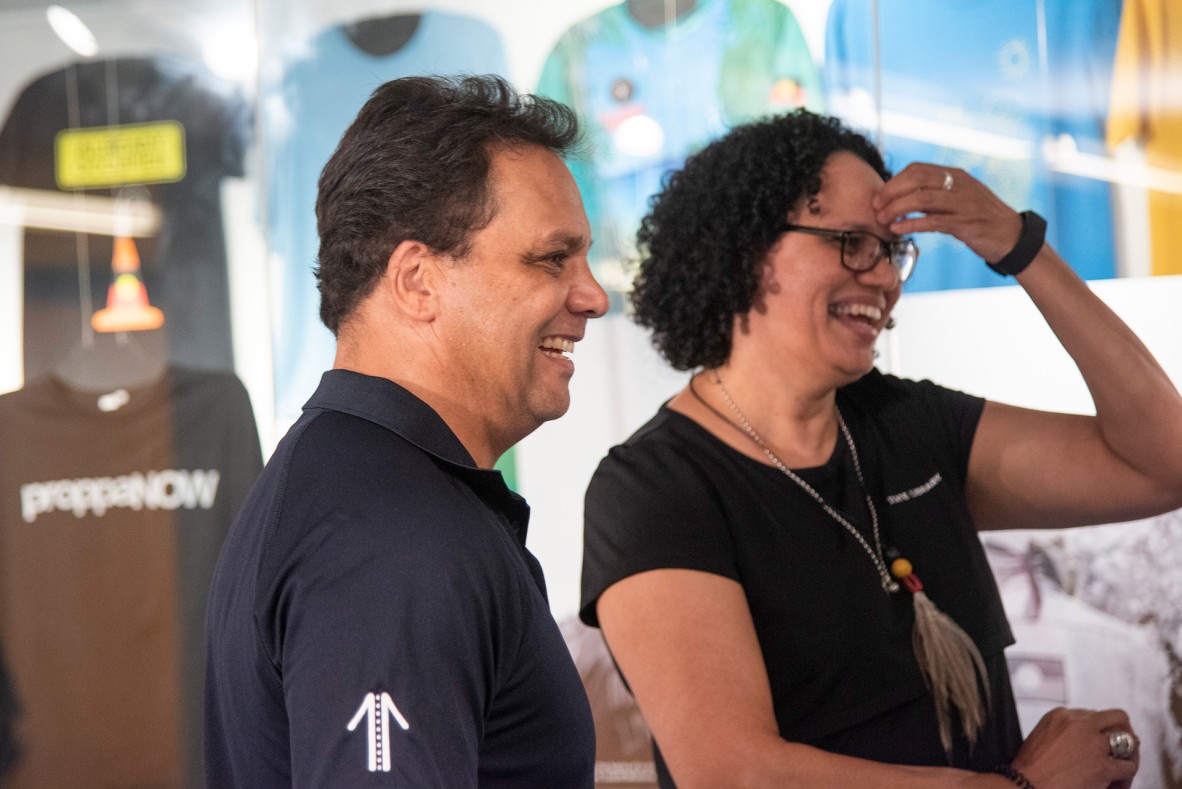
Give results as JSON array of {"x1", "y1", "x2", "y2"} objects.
[
  {"x1": 266, "y1": 418, "x2": 525, "y2": 786},
  {"x1": 580, "y1": 416, "x2": 741, "y2": 627},
  {"x1": 845, "y1": 371, "x2": 985, "y2": 488},
  {"x1": 906, "y1": 377, "x2": 986, "y2": 485}
]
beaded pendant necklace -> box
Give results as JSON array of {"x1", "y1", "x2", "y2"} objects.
[
  {"x1": 712, "y1": 372, "x2": 899, "y2": 594},
  {"x1": 701, "y1": 369, "x2": 990, "y2": 756}
]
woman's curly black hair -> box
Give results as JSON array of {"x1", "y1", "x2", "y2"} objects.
[{"x1": 630, "y1": 110, "x2": 889, "y2": 371}]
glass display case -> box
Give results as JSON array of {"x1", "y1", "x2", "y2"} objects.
[{"x1": 0, "y1": 1, "x2": 1179, "y2": 786}]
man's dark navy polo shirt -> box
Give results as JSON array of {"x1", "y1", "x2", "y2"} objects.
[{"x1": 205, "y1": 370, "x2": 594, "y2": 787}]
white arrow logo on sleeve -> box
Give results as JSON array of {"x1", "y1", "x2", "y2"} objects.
[{"x1": 347, "y1": 691, "x2": 411, "y2": 772}]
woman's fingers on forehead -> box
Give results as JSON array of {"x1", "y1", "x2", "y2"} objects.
[
  {"x1": 873, "y1": 190, "x2": 931, "y2": 227},
  {"x1": 880, "y1": 162, "x2": 943, "y2": 198},
  {"x1": 874, "y1": 171, "x2": 919, "y2": 209}
]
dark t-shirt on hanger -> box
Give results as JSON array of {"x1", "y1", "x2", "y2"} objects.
[{"x1": 0, "y1": 55, "x2": 251, "y2": 379}]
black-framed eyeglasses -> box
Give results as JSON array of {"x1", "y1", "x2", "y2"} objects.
[{"x1": 783, "y1": 224, "x2": 919, "y2": 284}]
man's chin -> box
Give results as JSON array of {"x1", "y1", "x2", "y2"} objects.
[
  {"x1": 532, "y1": 391, "x2": 572, "y2": 426},
  {"x1": 540, "y1": 401, "x2": 572, "y2": 425}
]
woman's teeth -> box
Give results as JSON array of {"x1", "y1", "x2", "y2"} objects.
[{"x1": 830, "y1": 303, "x2": 883, "y2": 322}]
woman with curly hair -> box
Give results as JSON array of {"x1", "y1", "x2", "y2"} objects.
[{"x1": 580, "y1": 110, "x2": 1182, "y2": 788}]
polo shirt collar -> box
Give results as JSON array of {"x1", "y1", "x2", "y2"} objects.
[
  {"x1": 304, "y1": 369, "x2": 479, "y2": 469},
  {"x1": 304, "y1": 369, "x2": 538, "y2": 578}
]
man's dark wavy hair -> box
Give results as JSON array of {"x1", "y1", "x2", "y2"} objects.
[
  {"x1": 630, "y1": 110, "x2": 889, "y2": 371},
  {"x1": 315, "y1": 74, "x2": 580, "y2": 334}
]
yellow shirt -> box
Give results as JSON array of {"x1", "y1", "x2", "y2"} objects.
[{"x1": 1107, "y1": 0, "x2": 1182, "y2": 275}]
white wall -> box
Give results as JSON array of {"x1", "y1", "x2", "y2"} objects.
[
  {"x1": 885, "y1": 275, "x2": 1182, "y2": 411},
  {"x1": 518, "y1": 315, "x2": 687, "y2": 620},
  {"x1": 520, "y1": 274, "x2": 1182, "y2": 622}
]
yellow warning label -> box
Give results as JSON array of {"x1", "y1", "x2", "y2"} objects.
[{"x1": 55, "y1": 121, "x2": 186, "y2": 189}]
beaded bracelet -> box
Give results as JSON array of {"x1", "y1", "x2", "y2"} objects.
[
  {"x1": 986, "y1": 210, "x2": 1047, "y2": 277},
  {"x1": 992, "y1": 764, "x2": 1036, "y2": 788}
]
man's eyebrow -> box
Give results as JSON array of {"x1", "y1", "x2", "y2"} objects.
[{"x1": 530, "y1": 231, "x2": 589, "y2": 252}]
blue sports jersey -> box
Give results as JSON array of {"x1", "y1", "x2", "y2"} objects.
[
  {"x1": 537, "y1": 0, "x2": 823, "y2": 293},
  {"x1": 264, "y1": 13, "x2": 507, "y2": 426},
  {"x1": 824, "y1": 0, "x2": 1121, "y2": 292}
]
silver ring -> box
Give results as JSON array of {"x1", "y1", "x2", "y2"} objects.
[
  {"x1": 1108, "y1": 730, "x2": 1136, "y2": 759},
  {"x1": 942, "y1": 171, "x2": 954, "y2": 191}
]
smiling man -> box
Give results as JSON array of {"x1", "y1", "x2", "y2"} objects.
[{"x1": 204, "y1": 75, "x2": 608, "y2": 787}]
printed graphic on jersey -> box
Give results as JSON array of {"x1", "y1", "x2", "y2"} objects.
[
  {"x1": 347, "y1": 691, "x2": 410, "y2": 773},
  {"x1": 20, "y1": 468, "x2": 220, "y2": 523},
  {"x1": 55, "y1": 121, "x2": 187, "y2": 188},
  {"x1": 536, "y1": 0, "x2": 823, "y2": 295}
]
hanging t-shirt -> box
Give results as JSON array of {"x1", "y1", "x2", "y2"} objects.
[
  {"x1": 0, "y1": 368, "x2": 262, "y2": 788},
  {"x1": 824, "y1": 0, "x2": 1121, "y2": 292},
  {"x1": 0, "y1": 56, "x2": 251, "y2": 379},
  {"x1": 1107, "y1": 0, "x2": 1182, "y2": 276},
  {"x1": 536, "y1": 0, "x2": 823, "y2": 295},
  {"x1": 265, "y1": 12, "x2": 507, "y2": 427}
]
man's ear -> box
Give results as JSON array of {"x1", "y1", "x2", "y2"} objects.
[{"x1": 382, "y1": 239, "x2": 440, "y2": 322}]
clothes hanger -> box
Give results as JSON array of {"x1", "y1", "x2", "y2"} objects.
[
  {"x1": 53, "y1": 329, "x2": 167, "y2": 394},
  {"x1": 341, "y1": 13, "x2": 423, "y2": 57},
  {"x1": 626, "y1": 0, "x2": 699, "y2": 29}
]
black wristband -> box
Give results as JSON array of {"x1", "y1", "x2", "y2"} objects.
[
  {"x1": 986, "y1": 210, "x2": 1047, "y2": 277},
  {"x1": 993, "y1": 764, "x2": 1036, "y2": 789}
]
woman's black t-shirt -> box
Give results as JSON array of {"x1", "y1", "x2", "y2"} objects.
[{"x1": 582, "y1": 369, "x2": 1022, "y2": 783}]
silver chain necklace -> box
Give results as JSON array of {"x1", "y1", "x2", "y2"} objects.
[{"x1": 712, "y1": 370, "x2": 900, "y2": 594}]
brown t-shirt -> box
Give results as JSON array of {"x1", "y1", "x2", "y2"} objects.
[{"x1": 0, "y1": 369, "x2": 260, "y2": 788}]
